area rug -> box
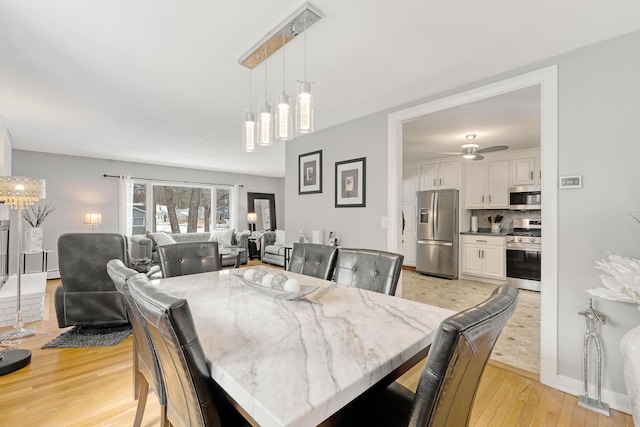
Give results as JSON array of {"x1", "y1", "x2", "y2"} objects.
[{"x1": 41, "y1": 325, "x2": 132, "y2": 349}]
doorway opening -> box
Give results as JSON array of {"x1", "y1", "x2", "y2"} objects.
[{"x1": 387, "y1": 65, "x2": 558, "y2": 387}]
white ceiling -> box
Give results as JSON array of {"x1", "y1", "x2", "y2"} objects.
[
  {"x1": 403, "y1": 86, "x2": 541, "y2": 163},
  {"x1": 1, "y1": 1, "x2": 640, "y2": 178}
]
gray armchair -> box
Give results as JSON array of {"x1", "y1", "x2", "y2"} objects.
[
  {"x1": 55, "y1": 233, "x2": 130, "y2": 328},
  {"x1": 287, "y1": 243, "x2": 338, "y2": 280},
  {"x1": 331, "y1": 285, "x2": 519, "y2": 426},
  {"x1": 333, "y1": 248, "x2": 404, "y2": 296},
  {"x1": 157, "y1": 241, "x2": 221, "y2": 278}
]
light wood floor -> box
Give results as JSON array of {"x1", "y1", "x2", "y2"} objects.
[{"x1": 0, "y1": 273, "x2": 633, "y2": 426}]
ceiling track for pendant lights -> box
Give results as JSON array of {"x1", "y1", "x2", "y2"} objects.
[{"x1": 238, "y1": 3, "x2": 323, "y2": 70}]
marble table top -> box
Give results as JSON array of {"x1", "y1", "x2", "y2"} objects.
[{"x1": 155, "y1": 267, "x2": 454, "y2": 427}]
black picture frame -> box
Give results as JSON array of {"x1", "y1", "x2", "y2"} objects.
[
  {"x1": 335, "y1": 157, "x2": 366, "y2": 208},
  {"x1": 298, "y1": 150, "x2": 322, "y2": 195}
]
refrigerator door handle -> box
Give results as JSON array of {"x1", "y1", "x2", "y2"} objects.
[
  {"x1": 432, "y1": 192, "x2": 438, "y2": 238},
  {"x1": 417, "y1": 240, "x2": 453, "y2": 247}
]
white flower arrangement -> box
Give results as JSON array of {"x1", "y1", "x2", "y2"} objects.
[{"x1": 586, "y1": 254, "x2": 640, "y2": 305}]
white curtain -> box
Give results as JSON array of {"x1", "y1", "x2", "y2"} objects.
[
  {"x1": 118, "y1": 176, "x2": 134, "y2": 236},
  {"x1": 231, "y1": 184, "x2": 240, "y2": 232}
]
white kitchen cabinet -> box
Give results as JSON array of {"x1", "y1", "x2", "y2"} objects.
[
  {"x1": 510, "y1": 156, "x2": 541, "y2": 186},
  {"x1": 401, "y1": 168, "x2": 419, "y2": 266},
  {"x1": 461, "y1": 235, "x2": 505, "y2": 280},
  {"x1": 465, "y1": 160, "x2": 509, "y2": 209},
  {"x1": 419, "y1": 160, "x2": 458, "y2": 190},
  {"x1": 401, "y1": 199, "x2": 417, "y2": 266}
]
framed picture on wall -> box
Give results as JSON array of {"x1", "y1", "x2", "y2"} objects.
[
  {"x1": 298, "y1": 150, "x2": 322, "y2": 194},
  {"x1": 335, "y1": 157, "x2": 366, "y2": 207}
]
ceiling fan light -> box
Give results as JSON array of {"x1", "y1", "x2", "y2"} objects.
[
  {"x1": 462, "y1": 143, "x2": 479, "y2": 150},
  {"x1": 462, "y1": 146, "x2": 477, "y2": 159}
]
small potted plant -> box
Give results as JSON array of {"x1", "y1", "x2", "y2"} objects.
[{"x1": 22, "y1": 202, "x2": 55, "y2": 252}]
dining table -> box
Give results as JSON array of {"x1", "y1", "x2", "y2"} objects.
[{"x1": 154, "y1": 266, "x2": 455, "y2": 427}]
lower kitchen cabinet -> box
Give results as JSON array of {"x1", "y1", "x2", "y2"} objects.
[{"x1": 461, "y1": 235, "x2": 505, "y2": 280}]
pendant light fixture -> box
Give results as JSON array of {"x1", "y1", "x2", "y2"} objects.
[
  {"x1": 296, "y1": 14, "x2": 314, "y2": 134},
  {"x1": 257, "y1": 42, "x2": 273, "y2": 146},
  {"x1": 242, "y1": 69, "x2": 256, "y2": 152},
  {"x1": 275, "y1": 29, "x2": 293, "y2": 141},
  {"x1": 239, "y1": 3, "x2": 322, "y2": 147}
]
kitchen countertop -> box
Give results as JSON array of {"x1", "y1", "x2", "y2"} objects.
[{"x1": 460, "y1": 227, "x2": 511, "y2": 236}]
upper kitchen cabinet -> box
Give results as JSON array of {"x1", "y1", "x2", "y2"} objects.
[
  {"x1": 419, "y1": 160, "x2": 459, "y2": 190},
  {"x1": 510, "y1": 155, "x2": 541, "y2": 186},
  {"x1": 465, "y1": 160, "x2": 509, "y2": 209}
]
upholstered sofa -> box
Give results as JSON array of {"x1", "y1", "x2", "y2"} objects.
[
  {"x1": 129, "y1": 229, "x2": 249, "y2": 268},
  {"x1": 260, "y1": 230, "x2": 286, "y2": 267}
]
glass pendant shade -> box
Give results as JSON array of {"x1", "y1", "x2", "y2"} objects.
[
  {"x1": 257, "y1": 102, "x2": 273, "y2": 146},
  {"x1": 242, "y1": 111, "x2": 256, "y2": 152},
  {"x1": 296, "y1": 81, "x2": 314, "y2": 134},
  {"x1": 275, "y1": 92, "x2": 293, "y2": 140}
]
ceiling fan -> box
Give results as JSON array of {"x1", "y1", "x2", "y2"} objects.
[{"x1": 428, "y1": 134, "x2": 509, "y2": 161}]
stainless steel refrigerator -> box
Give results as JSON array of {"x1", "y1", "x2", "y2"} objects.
[{"x1": 416, "y1": 189, "x2": 459, "y2": 279}]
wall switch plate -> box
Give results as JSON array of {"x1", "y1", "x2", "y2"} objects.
[
  {"x1": 559, "y1": 175, "x2": 582, "y2": 188},
  {"x1": 380, "y1": 217, "x2": 388, "y2": 228}
]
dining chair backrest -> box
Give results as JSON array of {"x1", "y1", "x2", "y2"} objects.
[
  {"x1": 409, "y1": 284, "x2": 519, "y2": 426},
  {"x1": 333, "y1": 248, "x2": 404, "y2": 295},
  {"x1": 106, "y1": 259, "x2": 166, "y2": 421},
  {"x1": 157, "y1": 241, "x2": 220, "y2": 278},
  {"x1": 127, "y1": 273, "x2": 224, "y2": 427},
  {"x1": 287, "y1": 243, "x2": 339, "y2": 280}
]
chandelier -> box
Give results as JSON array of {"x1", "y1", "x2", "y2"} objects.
[{"x1": 240, "y1": 2, "x2": 322, "y2": 152}]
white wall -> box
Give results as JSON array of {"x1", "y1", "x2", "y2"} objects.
[
  {"x1": 11, "y1": 150, "x2": 284, "y2": 273},
  {"x1": 286, "y1": 29, "x2": 640, "y2": 407}
]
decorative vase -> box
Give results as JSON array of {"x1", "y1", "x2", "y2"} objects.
[
  {"x1": 24, "y1": 227, "x2": 44, "y2": 252},
  {"x1": 621, "y1": 323, "x2": 640, "y2": 425}
]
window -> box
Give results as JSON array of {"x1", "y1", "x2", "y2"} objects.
[{"x1": 125, "y1": 180, "x2": 235, "y2": 236}]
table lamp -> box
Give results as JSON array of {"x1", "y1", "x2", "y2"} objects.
[
  {"x1": 0, "y1": 176, "x2": 46, "y2": 376},
  {"x1": 84, "y1": 212, "x2": 102, "y2": 232},
  {"x1": 247, "y1": 212, "x2": 257, "y2": 232}
]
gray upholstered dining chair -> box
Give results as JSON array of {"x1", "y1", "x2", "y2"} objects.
[
  {"x1": 333, "y1": 248, "x2": 404, "y2": 296},
  {"x1": 55, "y1": 233, "x2": 130, "y2": 328},
  {"x1": 127, "y1": 274, "x2": 250, "y2": 427},
  {"x1": 287, "y1": 243, "x2": 339, "y2": 280},
  {"x1": 157, "y1": 241, "x2": 220, "y2": 278},
  {"x1": 330, "y1": 284, "x2": 519, "y2": 427},
  {"x1": 106, "y1": 259, "x2": 167, "y2": 427}
]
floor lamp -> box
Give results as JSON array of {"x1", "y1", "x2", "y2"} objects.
[{"x1": 0, "y1": 176, "x2": 46, "y2": 376}]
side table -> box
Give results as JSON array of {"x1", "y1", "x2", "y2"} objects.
[
  {"x1": 283, "y1": 245, "x2": 293, "y2": 270},
  {"x1": 21, "y1": 249, "x2": 55, "y2": 274},
  {"x1": 248, "y1": 236, "x2": 261, "y2": 260}
]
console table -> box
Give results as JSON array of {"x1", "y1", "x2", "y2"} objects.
[{"x1": 21, "y1": 249, "x2": 55, "y2": 274}]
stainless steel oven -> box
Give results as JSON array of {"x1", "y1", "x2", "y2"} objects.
[{"x1": 506, "y1": 219, "x2": 541, "y2": 292}]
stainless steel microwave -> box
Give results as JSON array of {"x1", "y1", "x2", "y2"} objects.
[{"x1": 509, "y1": 185, "x2": 541, "y2": 210}]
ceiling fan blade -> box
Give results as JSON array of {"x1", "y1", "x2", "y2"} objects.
[
  {"x1": 476, "y1": 145, "x2": 509, "y2": 154},
  {"x1": 472, "y1": 154, "x2": 485, "y2": 161},
  {"x1": 422, "y1": 151, "x2": 462, "y2": 155}
]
